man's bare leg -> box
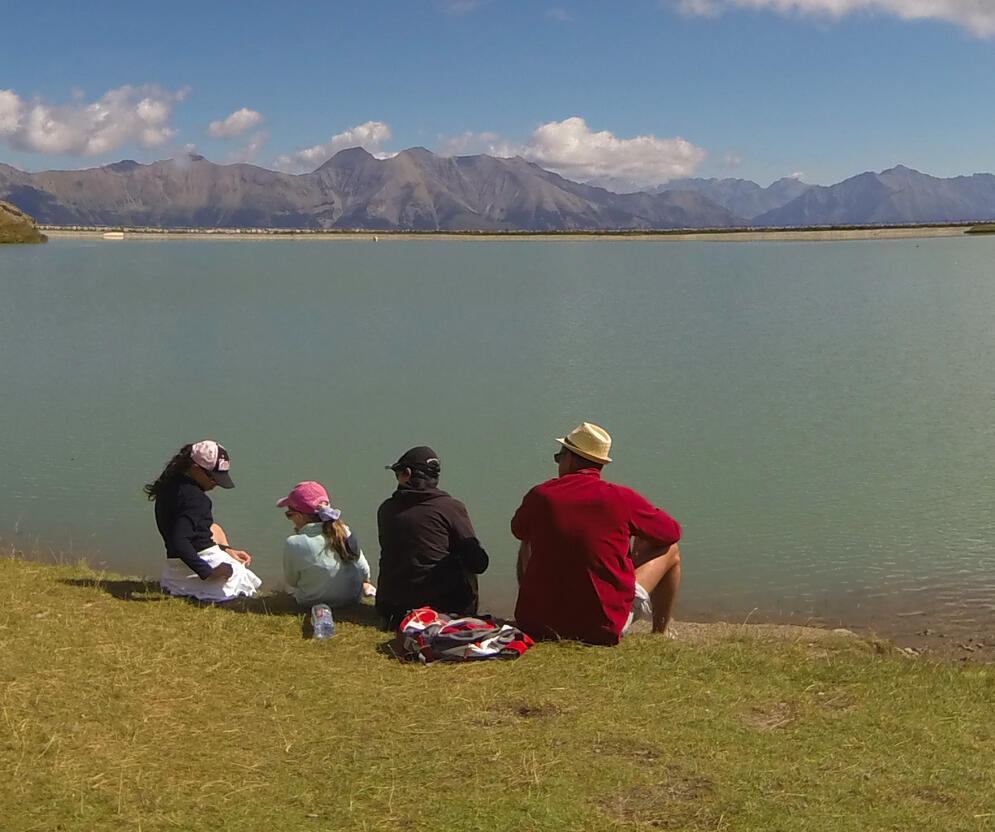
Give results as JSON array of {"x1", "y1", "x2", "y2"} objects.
[{"x1": 631, "y1": 539, "x2": 682, "y2": 635}]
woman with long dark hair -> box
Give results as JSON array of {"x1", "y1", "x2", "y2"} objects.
[
  {"x1": 277, "y1": 481, "x2": 374, "y2": 608},
  {"x1": 145, "y1": 440, "x2": 261, "y2": 601}
]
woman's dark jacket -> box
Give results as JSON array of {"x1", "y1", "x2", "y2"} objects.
[
  {"x1": 375, "y1": 481, "x2": 488, "y2": 627},
  {"x1": 153, "y1": 475, "x2": 215, "y2": 579}
]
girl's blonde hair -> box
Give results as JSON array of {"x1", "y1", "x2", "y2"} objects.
[{"x1": 319, "y1": 517, "x2": 359, "y2": 563}]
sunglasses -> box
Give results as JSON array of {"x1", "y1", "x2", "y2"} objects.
[{"x1": 553, "y1": 451, "x2": 564, "y2": 462}]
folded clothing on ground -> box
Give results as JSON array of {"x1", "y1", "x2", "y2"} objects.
[{"x1": 399, "y1": 606, "x2": 534, "y2": 663}]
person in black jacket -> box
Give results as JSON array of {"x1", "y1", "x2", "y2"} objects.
[{"x1": 375, "y1": 446, "x2": 488, "y2": 628}]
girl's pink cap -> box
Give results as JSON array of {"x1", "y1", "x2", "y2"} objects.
[{"x1": 276, "y1": 481, "x2": 330, "y2": 514}]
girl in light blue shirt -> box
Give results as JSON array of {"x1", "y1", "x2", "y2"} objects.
[{"x1": 277, "y1": 481, "x2": 374, "y2": 608}]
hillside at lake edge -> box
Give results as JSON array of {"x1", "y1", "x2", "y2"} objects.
[{"x1": 0, "y1": 200, "x2": 46, "y2": 243}]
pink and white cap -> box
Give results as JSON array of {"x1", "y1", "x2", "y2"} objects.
[
  {"x1": 276, "y1": 481, "x2": 341, "y2": 521},
  {"x1": 191, "y1": 440, "x2": 235, "y2": 489}
]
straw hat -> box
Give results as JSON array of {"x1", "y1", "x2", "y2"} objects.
[{"x1": 556, "y1": 422, "x2": 613, "y2": 464}]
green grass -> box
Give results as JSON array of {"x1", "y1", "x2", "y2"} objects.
[
  {"x1": 966, "y1": 224, "x2": 995, "y2": 235},
  {"x1": 2, "y1": 553, "x2": 994, "y2": 831}
]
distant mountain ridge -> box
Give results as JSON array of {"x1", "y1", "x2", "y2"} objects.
[
  {"x1": 754, "y1": 165, "x2": 995, "y2": 226},
  {"x1": 1, "y1": 151, "x2": 994, "y2": 231},
  {"x1": 0, "y1": 148, "x2": 738, "y2": 231},
  {"x1": 652, "y1": 176, "x2": 813, "y2": 220}
]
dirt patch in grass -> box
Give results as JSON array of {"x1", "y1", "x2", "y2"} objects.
[
  {"x1": 597, "y1": 772, "x2": 716, "y2": 829},
  {"x1": 473, "y1": 700, "x2": 563, "y2": 727},
  {"x1": 815, "y1": 688, "x2": 855, "y2": 712},
  {"x1": 905, "y1": 787, "x2": 956, "y2": 806},
  {"x1": 511, "y1": 702, "x2": 561, "y2": 719},
  {"x1": 591, "y1": 738, "x2": 662, "y2": 764},
  {"x1": 742, "y1": 701, "x2": 798, "y2": 731}
]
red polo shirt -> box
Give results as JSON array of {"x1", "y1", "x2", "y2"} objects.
[{"x1": 512, "y1": 468, "x2": 681, "y2": 646}]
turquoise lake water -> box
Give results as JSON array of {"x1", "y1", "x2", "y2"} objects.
[{"x1": 2, "y1": 236, "x2": 995, "y2": 636}]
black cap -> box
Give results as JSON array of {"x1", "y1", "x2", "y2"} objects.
[
  {"x1": 191, "y1": 439, "x2": 235, "y2": 489},
  {"x1": 386, "y1": 446, "x2": 441, "y2": 474},
  {"x1": 208, "y1": 446, "x2": 235, "y2": 489}
]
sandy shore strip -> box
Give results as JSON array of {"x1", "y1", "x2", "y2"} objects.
[{"x1": 42, "y1": 225, "x2": 974, "y2": 242}]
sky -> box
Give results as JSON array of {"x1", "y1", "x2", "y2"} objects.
[{"x1": 2, "y1": 0, "x2": 994, "y2": 190}]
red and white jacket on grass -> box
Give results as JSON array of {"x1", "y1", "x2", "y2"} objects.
[{"x1": 399, "y1": 607, "x2": 534, "y2": 663}]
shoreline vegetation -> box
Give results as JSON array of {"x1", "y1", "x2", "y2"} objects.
[
  {"x1": 2, "y1": 552, "x2": 994, "y2": 831},
  {"x1": 39, "y1": 222, "x2": 988, "y2": 242}
]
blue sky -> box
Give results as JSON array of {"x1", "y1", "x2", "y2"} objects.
[{"x1": 2, "y1": 0, "x2": 994, "y2": 188}]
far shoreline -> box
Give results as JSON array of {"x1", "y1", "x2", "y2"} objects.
[{"x1": 40, "y1": 223, "x2": 982, "y2": 243}]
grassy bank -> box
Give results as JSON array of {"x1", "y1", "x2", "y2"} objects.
[
  {"x1": 0, "y1": 201, "x2": 47, "y2": 244},
  {"x1": 2, "y1": 554, "x2": 994, "y2": 831}
]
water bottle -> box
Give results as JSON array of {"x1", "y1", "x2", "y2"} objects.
[{"x1": 311, "y1": 604, "x2": 336, "y2": 639}]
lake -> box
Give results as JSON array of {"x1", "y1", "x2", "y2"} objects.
[{"x1": 2, "y1": 236, "x2": 994, "y2": 638}]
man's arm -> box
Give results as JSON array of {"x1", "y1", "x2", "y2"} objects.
[
  {"x1": 516, "y1": 540, "x2": 532, "y2": 585},
  {"x1": 454, "y1": 536, "x2": 489, "y2": 574},
  {"x1": 627, "y1": 489, "x2": 681, "y2": 548},
  {"x1": 510, "y1": 492, "x2": 531, "y2": 542},
  {"x1": 450, "y1": 502, "x2": 489, "y2": 574},
  {"x1": 511, "y1": 491, "x2": 534, "y2": 585}
]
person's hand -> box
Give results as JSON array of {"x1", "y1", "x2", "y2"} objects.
[
  {"x1": 210, "y1": 562, "x2": 234, "y2": 580},
  {"x1": 227, "y1": 549, "x2": 252, "y2": 565}
]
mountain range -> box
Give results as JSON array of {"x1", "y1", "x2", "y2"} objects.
[
  {"x1": 652, "y1": 176, "x2": 814, "y2": 220},
  {"x1": 2, "y1": 149, "x2": 995, "y2": 231},
  {"x1": 0, "y1": 148, "x2": 738, "y2": 231}
]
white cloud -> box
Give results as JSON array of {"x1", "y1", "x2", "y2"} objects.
[
  {"x1": 723, "y1": 152, "x2": 743, "y2": 169},
  {"x1": 674, "y1": 0, "x2": 995, "y2": 37},
  {"x1": 0, "y1": 90, "x2": 21, "y2": 136},
  {"x1": 225, "y1": 131, "x2": 269, "y2": 164},
  {"x1": 273, "y1": 121, "x2": 392, "y2": 173},
  {"x1": 789, "y1": 170, "x2": 806, "y2": 180},
  {"x1": 520, "y1": 117, "x2": 707, "y2": 189},
  {"x1": 207, "y1": 108, "x2": 263, "y2": 139},
  {"x1": 437, "y1": 130, "x2": 518, "y2": 158},
  {"x1": 0, "y1": 85, "x2": 188, "y2": 156},
  {"x1": 433, "y1": 118, "x2": 707, "y2": 189},
  {"x1": 547, "y1": 6, "x2": 572, "y2": 21}
]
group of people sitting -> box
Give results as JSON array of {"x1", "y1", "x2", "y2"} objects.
[{"x1": 145, "y1": 422, "x2": 682, "y2": 646}]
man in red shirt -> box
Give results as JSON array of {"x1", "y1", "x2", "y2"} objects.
[{"x1": 512, "y1": 422, "x2": 682, "y2": 646}]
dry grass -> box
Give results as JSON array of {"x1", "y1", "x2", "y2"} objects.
[
  {"x1": 0, "y1": 201, "x2": 47, "y2": 244},
  {"x1": 2, "y1": 553, "x2": 995, "y2": 831}
]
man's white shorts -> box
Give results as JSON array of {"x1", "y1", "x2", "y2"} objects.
[{"x1": 621, "y1": 581, "x2": 652, "y2": 636}]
